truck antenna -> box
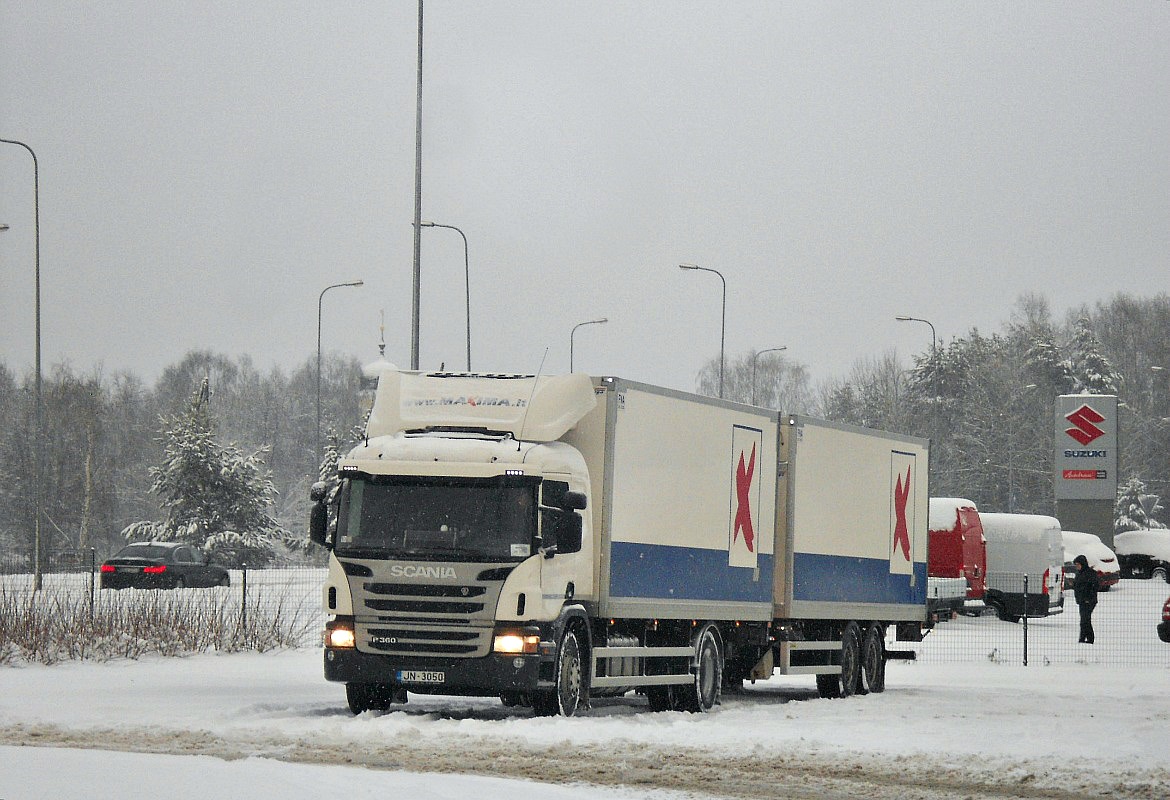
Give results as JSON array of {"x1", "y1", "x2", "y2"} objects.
[{"x1": 517, "y1": 347, "x2": 549, "y2": 451}]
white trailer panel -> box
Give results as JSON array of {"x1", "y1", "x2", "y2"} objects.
[
  {"x1": 779, "y1": 416, "x2": 929, "y2": 621},
  {"x1": 568, "y1": 379, "x2": 778, "y2": 621}
]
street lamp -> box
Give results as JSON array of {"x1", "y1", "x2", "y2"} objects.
[
  {"x1": 570, "y1": 318, "x2": 608, "y2": 372},
  {"x1": 1, "y1": 138, "x2": 42, "y2": 590},
  {"x1": 679, "y1": 263, "x2": 727, "y2": 398},
  {"x1": 419, "y1": 221, "x2": 471, "y2": 371},
  {"x1": 751, "y1": 346, "x2": 787, "y2": 406},
  {"x1": 317, "y1": 280, "x2": 364, "y2": 466},
  {"x1": 895, "y1": 315, "x2": 937, "y2": 356}
]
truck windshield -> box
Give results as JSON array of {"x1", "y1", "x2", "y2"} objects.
[{"x1": 334, "y1": 475, "x2": 539, "y2": 562}]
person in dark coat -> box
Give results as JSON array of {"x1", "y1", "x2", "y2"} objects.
[{"x1": 1072, "y1": 554, "x2": 1100, "y2": 644}]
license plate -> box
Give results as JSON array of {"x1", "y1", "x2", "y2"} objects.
[
  {"x1": 118, "y1": 567, "x2": 138, "y2": 573},
  {"x1": 396, "y1": 670, "x2": 444, "y2": 684}
]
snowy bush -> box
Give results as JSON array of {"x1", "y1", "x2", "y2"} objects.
[
  {"x1": 1114, "y1": 476, "x2": 1166, "y2": 533},
  {"x1": 0, "y1": 579, "x2": 319, "y2": 665}
]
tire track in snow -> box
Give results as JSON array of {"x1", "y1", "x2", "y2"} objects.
[{"x1": 3, "y1": 722, "x2": 1166, "y2": 800}]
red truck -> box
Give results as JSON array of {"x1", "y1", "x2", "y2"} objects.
[{"x1": 928, "y1": 498, "x2": 988, "y2": 614}]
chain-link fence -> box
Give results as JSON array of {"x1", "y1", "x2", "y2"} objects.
[
  {"x1": 3, "y1": 555, "x2": 1168, "y2": 667},
  {"x1": 912, "y1": 574, "x2": 1170, "y2": 667},
  {"x1": 1, "y1": 550, "x2": 327, "y2": 661}
]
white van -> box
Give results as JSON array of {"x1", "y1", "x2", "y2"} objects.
[{"x1": 979, "y1": 513, "x2": 1065, "y2": 622}]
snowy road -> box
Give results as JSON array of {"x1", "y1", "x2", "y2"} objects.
[{"x1": 2, "y1": 649, "x2": 1168, "y2": 799}]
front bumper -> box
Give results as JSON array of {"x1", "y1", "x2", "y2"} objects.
[{"x1": 324, "y1": 646, "x2": 543, "y2": 695}]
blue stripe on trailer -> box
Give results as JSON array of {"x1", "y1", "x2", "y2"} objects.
[
  {"x1": 609, "y1": 541, "x2": 774, "y2": 603},
  {"x1": 792, "y1": 552, "x2": 927, "y2": 605}
]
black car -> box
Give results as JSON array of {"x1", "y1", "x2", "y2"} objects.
[{"x1": 100, "y1": 542, "x2": 231, "y2": 589}]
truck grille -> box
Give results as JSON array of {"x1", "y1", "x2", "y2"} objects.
[
  {"x1": 364, "y1": 624, "x2": 486, "y2": 655},
  {"x1": 350, "y1": 569, "x2": 508, "y2": 658}
]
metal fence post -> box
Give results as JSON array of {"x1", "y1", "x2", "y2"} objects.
[
  {"x1": 88, "y1": 547, "x2": 95, "y2": 622},
  {"x1": 240, "y1": 564, "x2": 248, "y2": 634},
  {"x1": 1022, "y1": 573, "x2": 1029, "y2": 666}
]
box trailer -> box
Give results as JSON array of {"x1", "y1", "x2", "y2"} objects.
[{"x1": 310, "y1": 372, "x2": 930, "y2": 715}]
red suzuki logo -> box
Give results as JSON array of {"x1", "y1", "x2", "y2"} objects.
[{"x1": 1065, "y1": 405, "x2": 1105, "y2": 446}]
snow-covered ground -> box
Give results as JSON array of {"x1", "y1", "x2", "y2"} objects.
[
  {"x1": 2, "y1": 575, "x2": 1168, "y2": 798},
  {"x1": 2, "y1": 640, "x2": 1168, "y2": 798}
]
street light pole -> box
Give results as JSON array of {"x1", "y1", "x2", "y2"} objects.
[
  {"x1": 420, "y1": 221, "x2": 471, "y2": 371},
  {"x1": 1, "y1": 138, "x2": 42, "y2": 590},
  {"x1": 751, "y1": 346, "x2": 788, "y2": 406},
  {"x1": 570, "y1": 318, "x2": 608, "y2": 372},
  {"x1": 895, "y1": 315, "x2": 937, "y2": 356},
  {"x1": 410, "y1": 0, "x2": 424, "y2": 370},
  {"x1": 317, "y1": 280, "x2": 364, "y2": 467},
  {"x1": 679, "y1": 263, "x2": 727, "y2": 399}
]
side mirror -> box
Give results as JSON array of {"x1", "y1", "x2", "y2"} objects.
[
  {"x1": 309, "y1": 498, "x2": 330, "y2": 550},
  {"x1": 560, "y1": 491, "x2": 587, "y2": 511},
  {"x1": 310, "y1": 481, "x2": 329, "y2": 502}
]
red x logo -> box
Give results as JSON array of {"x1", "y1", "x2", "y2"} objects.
[
  {"x1": 733, "y1": 443, "x2": 757, "y2": 553},
  {"x1": 892, "y1": 465, "x2": 911, "y2": 561}
]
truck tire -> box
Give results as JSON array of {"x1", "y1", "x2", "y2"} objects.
[
  {"x1": 838, "y1": 622, "x2": 861, "y2": 697},
  {"x1": 859, "y1": 623, "x2": 885, "y2": 694},
  {"x1": 346, "y1": 683, "x2": 406, "y2": 714},
  {"x1": 532, "y1": 629, "x2": 584, "y2": 717},
  {"x1": 816, "y1": 673, "x2": 841, "y2": 699},
  {"x1": 678, "y1": 624, "x2": 723, "y2": 713},
  {"x1": 645, "y1": 686, "x2": 680, "y2": 712},
  {"x1": 1152, "y1": 565, "x2": 1169, "y2": 583}
]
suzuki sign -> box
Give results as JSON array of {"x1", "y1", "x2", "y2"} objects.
[{"x1": 1054, "y1": 395, "x2": 1117, "y2": 501}]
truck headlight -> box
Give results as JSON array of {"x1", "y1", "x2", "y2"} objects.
[
  {"x1": 325, "y1": 617, "x2": 356, "y2": 649},
  {"x1": 493, "y1": 630, "x2": 540, "y2": 655}
]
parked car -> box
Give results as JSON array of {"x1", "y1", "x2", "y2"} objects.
[
  {"x1": 1114, "y1": 530, "x2": 1170, "y2": 583},
  {"x1": 1159, "y1": 597, "x2": 1170, "y2": 643},
  {"x1": 100, "y1": 542, "x2": 231, "y2": 589},
  {"x1": 1061, "y1": 530, "x2": 1120, "y2": 591}
]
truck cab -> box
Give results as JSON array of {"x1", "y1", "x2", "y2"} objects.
[{"x1": 310, "y1": 371, "x2": 598, "y2": 714}]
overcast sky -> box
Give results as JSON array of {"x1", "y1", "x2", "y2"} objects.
[{"x1": 2, "y1": 2, "x2": 1168, "y2": 395}]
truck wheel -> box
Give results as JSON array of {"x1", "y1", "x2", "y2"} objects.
[
  {"x1": 816, "y1": 673, "x2": 841, "y2": 699},
  {"x1": 1152, "y1": 565, "x2": 1169, "y2": 583},
  {"x1": 533, "y1": 629, "x2": 584, "y2": 717},
  {"x1": 678, "y1": 625, "x2": 722, "y2": 713},
  {"x1": 346, "y1": 683, "x2": 405, "y2": 714},
  {"x1": 838, "y1": 622, "x2": 861, "y2": 697},
  {"x1": 645, "y1": 686, "x2": 680, "y2": 712},
  {"x1": 859, "y1": 623, "x2": 885, "y2": 694}
]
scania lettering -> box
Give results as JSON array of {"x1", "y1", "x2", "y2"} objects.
[
  {"x1": 309, "y1": 371, "x2": 931, "y2": 716},
  {"x1": 388, "y1": 565, "x2": 459, "y2": 580}
]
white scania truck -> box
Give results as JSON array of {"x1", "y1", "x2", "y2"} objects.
[{"x1": 309, "y1": 370, "x2": 931, "y2": 716}]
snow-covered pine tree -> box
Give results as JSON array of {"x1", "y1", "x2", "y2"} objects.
[
  {"x1": 1114, "y1": 476, "x2": 1166, "y2": 533},
  {"x1": 1023, "y1": 330, "x2": 1076, "y2": 393},
  {"x1": 1068, "y1": 317, "x2": 1121, "y2": 395},
  {"x1": 121, "y1": 378, "x2": 294, "y2": 567}
]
